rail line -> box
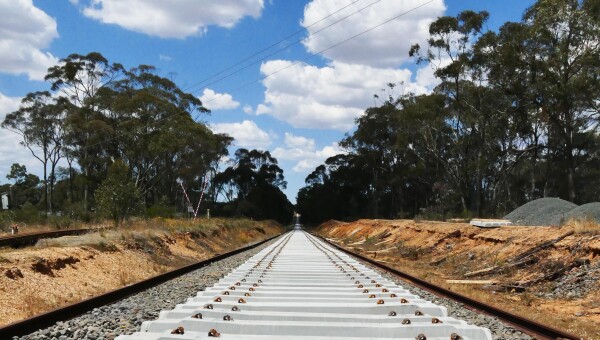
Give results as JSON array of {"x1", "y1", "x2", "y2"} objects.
[
  {"x1": 0, "y1": 233, "x2": 281, "y2": 339},
  {"x1": 0, "y1": 227, "x2": 110, "y2": 248},
  {"x1": 316, "y1": 233, "x2": 582, "y2": 340},
  {"x1": 0, "y1": 229, "x2": 582, "y2": 339},
  {"x1": 118, "y1": 230, "x2": 492, "y2": 339}
]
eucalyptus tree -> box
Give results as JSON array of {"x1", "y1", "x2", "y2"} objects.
[
  {"x1": 90, "y1": 65, "x2": 233, "y2": 207},
  {"x1": 408, "y1": 10, "x2": 499, "y2": 213},
  {"x1": 522, "y1": 0, "x2": 600, "y2": 202},
  {"x1": 213, "y1": 149, "x2": 291, "y2": 222},
  {"x1": 45, "y1": 52, "x2": 125, "y2": 210},
  {"x1": 2, "y1": 92, "x2": 70, "y2": 213}
]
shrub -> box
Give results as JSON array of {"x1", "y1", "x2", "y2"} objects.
[{"x1": 95, "y1": 160, "x2": 141, "y2": 227}]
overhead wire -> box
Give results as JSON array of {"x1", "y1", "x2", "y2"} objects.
[
  {"x1": 184, "y1": 0, "x2": 385, "y2": 92},
  {"x1": 201, "y1": 0, "x2": 436, "y2": 105},
  {"x1": 76, "y1": 0, "x2": 436, "y2": 152},
  {"x1": 183, "y1": 0, "x2": 365, "y2": 91}
]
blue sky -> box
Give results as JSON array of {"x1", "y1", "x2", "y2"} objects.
[{"x1": 0, "y1": 0, "x2": 534, "y2": 203}]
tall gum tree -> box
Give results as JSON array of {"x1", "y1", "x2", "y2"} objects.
[
  {"x1": 522, "y1": 0, "x2": 600, "y2": 202},
  {"x1": 45, "y1": 52, "x2": 124, "y2": 211}
]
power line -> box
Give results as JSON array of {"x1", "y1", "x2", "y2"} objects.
[
  {"x1": 203, "y1": 0, "x2": 436, "y2": 105},
  {"x1": 78, "y1": 0, "x2": 436, "y2": 151},
  {"x1": 183, "y1": 0, "x2": 365, "y2": 92},
  {"x1": 185, "y1": 0, "x2": 385, "y2": 93}
]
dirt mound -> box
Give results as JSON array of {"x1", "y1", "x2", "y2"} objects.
[
  {"x1": 564, "y1": 202, "x2": 600, "y2": 223},
  {"x1": 4, "y1": 268, "x2": 23, "y2": 280},
  {"x1": 504, "y1": 197, "x2": 578, "y2": 226},
  {"x1": 31, "y1": 256, "x2": 80, "y2": 277}
]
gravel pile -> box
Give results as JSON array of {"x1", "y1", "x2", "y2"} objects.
[
  {"x1": 13, "y1": 239, "x2": 278, "y2": 340},
  {"x1": 504, "y1": 198, "x2": 578, "y2": 226},
  {"x1": 564, "y1": 202, "x2": 600, "y2": 223}
]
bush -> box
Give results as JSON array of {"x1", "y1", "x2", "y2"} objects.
[
  {"x1": 0, "y1": 210, "x2": 16, "y2": 231},
  {"x1": 146, "y1": 203, "x2": 177, "y2": 218},
  {"x1": 48, "y1": 215, "x2": 73, "y2": 229},
  {"x1": 13, "y1": 202, "x2": 43, "y2": 224},
  {"x1": 95, "y1": 160, "x2": 141, "y2": 227}
]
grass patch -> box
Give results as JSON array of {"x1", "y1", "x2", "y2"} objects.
[{"x1": 566, "y1": 218, "x2": 600, "y2": 235}]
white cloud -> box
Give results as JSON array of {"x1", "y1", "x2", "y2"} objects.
[
  {"x1": 0, "y1": 0, "x2": 59, "y2": 80},
  {"x1": 200, "y1": 88, "x2": 240, "y2": 110},
  {"x1": 301, "y1": 0, "x2": 445, "y2": 67},
  {"x1": 159, "y1": 54, "x2": 172, "y2": 62},
  {"x1": 272, "y1": 133, "x2": 345, "y2": 172},
  {"x1": 79, "y1": 0, "x2": 264, "y2": 39},
  {"x1": 258, "y1": 60, "x2": 427, "y2": 131},
  {"x1": 0, "y1": 93, "x2": 42, "y2": 181},
  {"x1": 243, "y1": 105, "x2": 254, "y2": 114},
  {"x1": 255, "y1": 104, "x2": 271, "y2": 115},
  {"x1": 211, "y1": 120, "x2": 271, "y2": 150}
]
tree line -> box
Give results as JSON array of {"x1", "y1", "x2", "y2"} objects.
[
  {"x1": 1, "y1": 53, "x2": 292, "y2": 225},
  {"x1": 297, "y1": 0, "x2": 600, "y2": 224}
]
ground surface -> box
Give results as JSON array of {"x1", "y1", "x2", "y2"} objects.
[
  {"x1": 316, "y1": 219, "x2": 600, "y2": 339},
  {"x1": 0, "y1": 218, "x2": 282, "y2": 326}
]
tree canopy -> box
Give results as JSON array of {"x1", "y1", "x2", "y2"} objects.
[
  {"x1": 297, "y1": 0, "x2": 600, "y2": 224},
  {"x1": 2, "y1": 53, "x2": 291, "y2": 225}
]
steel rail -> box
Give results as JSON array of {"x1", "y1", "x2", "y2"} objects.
[
  {"x1": 314, "y1": 233, "x2": 582, "y2": 340},
  {"x1": 0, "y1": 228, "x2": 111, "y2": 248},
  {"x1": 0, "y1": 232, "x2": 282, "y2": 339}
]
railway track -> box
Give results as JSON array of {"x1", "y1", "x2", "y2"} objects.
[
  {"x1": 0, "y1": 227, "x2": 109, "y2": 248},
  {"x1": 1, "y1": 229, "x2": 582, "y2": 339},
  {"x1": 117, "y1": 231, "x2": 492, "y2": 339}
]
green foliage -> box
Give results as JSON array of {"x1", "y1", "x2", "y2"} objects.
[
  {"x1": 47, "y1": 215, "x2": 73, "y2": 230},
  {"x1": 12, "y1": 202, "x2": 42, "y2": 225},
  {"x1": 95, "y1": 160, "x2": 141, "y2": 227},
  {"x1": 212, "y1": 148, "x2": 292, "y2": 224},
  {"x1": 1, "y1": 52, "x2": 231, "y2": 221},
  {"x1": 6, "y1": 163, "x2": 27, "y2": 183},
  {"x1": 0, "y1": 210, "x2": 15, "y2": 230},
  {"x1": 146, "y1": 202, "x2": 177, "y2": 218},
  {"x1": 298, "y1": 1, "x2": 600, "y2": 224}
]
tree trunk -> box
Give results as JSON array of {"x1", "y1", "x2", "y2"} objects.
[
  {"x1": 68, "y1": 159, "x2": 74, "y2": 204},
  {"x1": 43, "y1": 158, "x2": 48, "y2": 216}
]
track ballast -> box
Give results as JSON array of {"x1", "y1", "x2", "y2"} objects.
[{"x1": 117, "y1": 230, "x2": 491, "y2": 339}]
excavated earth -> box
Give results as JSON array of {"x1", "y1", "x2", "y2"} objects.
[
  {"x1": 0, "y1": 220, "x2": 282, "y2": 326},
  {"x1": 316, "y1": 219, "x2": 600, "y2": 339}
]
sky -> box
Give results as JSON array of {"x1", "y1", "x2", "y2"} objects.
[{"x1": 0, "y1": 0, "x2": 535, "y2": 203}]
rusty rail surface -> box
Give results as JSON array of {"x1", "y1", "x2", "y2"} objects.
[
  {"x1": 315, "y1": 233, "x2": 582, "y2": 340},
  {"x1": 0, "y1": 228, "x2": 110, "y2": 248},
  {"x1": 0, "y1": 233, "x2": 283, "y2": 338}
]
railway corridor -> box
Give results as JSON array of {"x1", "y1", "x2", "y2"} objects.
[{"x1": 117, "y1": 231, "x2": 492, "y2": 339}]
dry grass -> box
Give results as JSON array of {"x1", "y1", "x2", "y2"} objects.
[
  {"x1": 19, "y1": 286, "x2": 56, "y2": 318},
  {"x1": 565, "y1": 218, "x2": 600, "y2": 235},
  {"x1": 0, "y1": 217, "x2": 282, "y2": 327}
]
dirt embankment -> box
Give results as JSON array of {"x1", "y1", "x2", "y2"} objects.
[
  {"x1": 317, "y1": 219, "x2": 600, "y2": 339},
  {"x1": 0, "y1": 219, "x2": 282, "y2": 326}
]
